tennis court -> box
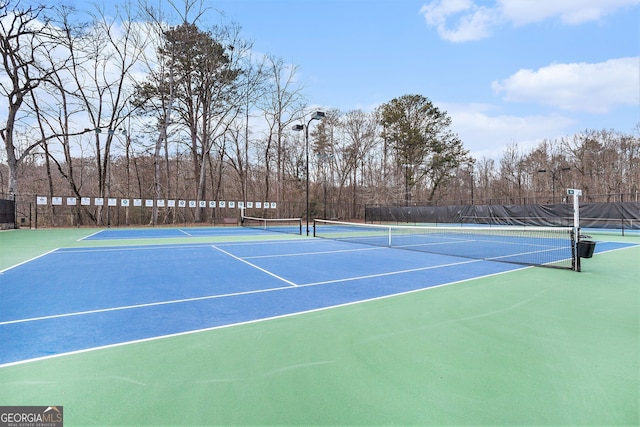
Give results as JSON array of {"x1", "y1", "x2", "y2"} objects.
[{"x1": 1, "y1": 224, "x2": 638, "y2": 425}]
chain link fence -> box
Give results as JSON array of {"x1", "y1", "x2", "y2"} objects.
[
  {"x1": 6, "y1": 193, "x2": 366, "y2": 228},
  {"x1": 6, "y1": 190, "x2": 637, "y2": 229}
]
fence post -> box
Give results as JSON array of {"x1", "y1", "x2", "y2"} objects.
[{"x1": 13, "y1": 193, "x2": 17, "y2": 229}]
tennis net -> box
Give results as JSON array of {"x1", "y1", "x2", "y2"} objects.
[
  {"x1": 241, "y1": 215, "x2": 303, "y2": 235},
  {"x1": 313, "y1": 219, "x2": 577, "y2": 270}
]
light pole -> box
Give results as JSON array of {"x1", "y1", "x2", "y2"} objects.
[
  {"x1": 293, "y1": 111, "x2": 325, "y2": 235},
  {"x1": 538, "y1": 167, "x2": 570, "y2": 203},
  {"x1": 469, "y1": 168, "x2": 474, "y2": 205}
]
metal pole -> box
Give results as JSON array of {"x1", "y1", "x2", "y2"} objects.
[
  {"x1": 293, "y1": 112, "x2": 325, "y2": 235},
  {"x1": 305, "y1": 122, "x2": 310, "y2": 235}
]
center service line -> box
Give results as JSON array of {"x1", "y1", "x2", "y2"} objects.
[{"x1": 210, "y1": 245, "x2": 299, "y2": 287}]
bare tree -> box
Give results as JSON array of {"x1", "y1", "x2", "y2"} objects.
[
  {"x1": 562, "y1": 129, "x2": 640, "y2": 202},
  {"x1": 497, "y1": 144, "x2": 528, "y2": 204},
  {"x1": 0, "y1": 2, "x2": 62, "y2": 197},
  {"x1": 335, "y1": 109, "x2": 379, "y2": 214},
  {"x1": 135, "y1": 2, "x2": 176, "y2": 225},
  {"x1": 224, "y1": 55, "x2": 267, "y2": 206},
  {"x1": 256, "y1": 55, "x2": 305, "y2": 206}
]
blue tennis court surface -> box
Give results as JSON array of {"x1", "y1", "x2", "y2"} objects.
[
  {"x1": 0, "y1": 233, "x2": 634, "y2": 366},
  {"x1": 82, "y1": 226, "x2": 264, "y2": 240}
]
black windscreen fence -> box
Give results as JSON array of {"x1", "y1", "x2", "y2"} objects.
[
  {"x1": 0, "y1": 198, "x2": 16, "y2": 228},
  {"x1": 366, "y1": 202, "x2": 640, "y2": 230}
]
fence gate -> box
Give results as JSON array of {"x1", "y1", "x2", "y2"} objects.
[{"x1": 0, "y1": 198, "x2": 16, "y2": 229}]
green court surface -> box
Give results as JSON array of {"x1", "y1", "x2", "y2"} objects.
[{"x1": 0, "y1": 227, "x2": 638, "y2": 426}]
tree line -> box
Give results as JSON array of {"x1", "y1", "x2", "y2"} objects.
[{"x1": 1, "y1": 1, "x2": 638, "y2": 226}]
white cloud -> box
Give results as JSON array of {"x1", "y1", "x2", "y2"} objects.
[
  {"x1": 491, "y1": 57, "x2": 640, "y2": 113},
  {"x1": 499, "y1": 0, "x2": 640, "y2": 26},
  {"x1": 420, "y1": 0, "x2": 640, "y2": 41},
  {"x1": 439, "y1": 102, "x2": 576, "y2": 159},
  {"x1": 419, "y1": 0, "x2": 499, "y2": 42}
]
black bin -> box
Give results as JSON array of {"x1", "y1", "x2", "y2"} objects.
[{"x1": 577, "y1": 240, "x2": 596, "y2": 258}]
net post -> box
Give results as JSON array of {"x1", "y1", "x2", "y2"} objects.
[
  {"x1": 571, "y1": 227, "x2": 581, "y2": 272},
  {"x1": 568, "y1": 188, "x2": 582, "y2": 272}
]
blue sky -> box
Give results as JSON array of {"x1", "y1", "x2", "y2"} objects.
[
  {"x1": 58, "y1": 0, "x2": 640, "y2": 158},
  {"x1": 209, "y1": 0, "x2": 639, "y2": 158}
]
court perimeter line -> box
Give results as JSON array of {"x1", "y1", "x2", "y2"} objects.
[
  {"x1": 211, "y1": 244, "x2": 299, "y2": 287},
  {"x1": 78, "y1": 229, "x2": 105, "y2": 241},
  {"x1": 0, "y1": 267, "x2": 526, "y2": 369},
  {"x1": 0, "y1": 248, "x2": 60, "y2": 274}
]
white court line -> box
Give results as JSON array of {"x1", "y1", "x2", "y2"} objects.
[
  {"x1": 301, "y1": 259, "x2": 482, "y2": 286},
  {"x1": 78, "y1": 229, "x2": 105, "y2": 241},
  {"x1": 0, "y1": 248, "x2": 60, "y2": 274},
  {"x1": 243, "y1": 246, "x2": 382, "y2": 259},
  {"x1": 57, "y1": 244, "x2": 215, "y2": 254},
  {"x1": 211, "y1": 245, "x2": 299, "y2": 287},
  {"x1": 0, "y1": 285, "x2": 294, "y2": 326},
  {"x1": 75, "y1": 228, "x2": 294, "y2": 241}
]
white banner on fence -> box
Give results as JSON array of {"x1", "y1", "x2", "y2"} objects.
[{"x1": 35, "y1": 197, "x2": 271, "y2": 209}]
